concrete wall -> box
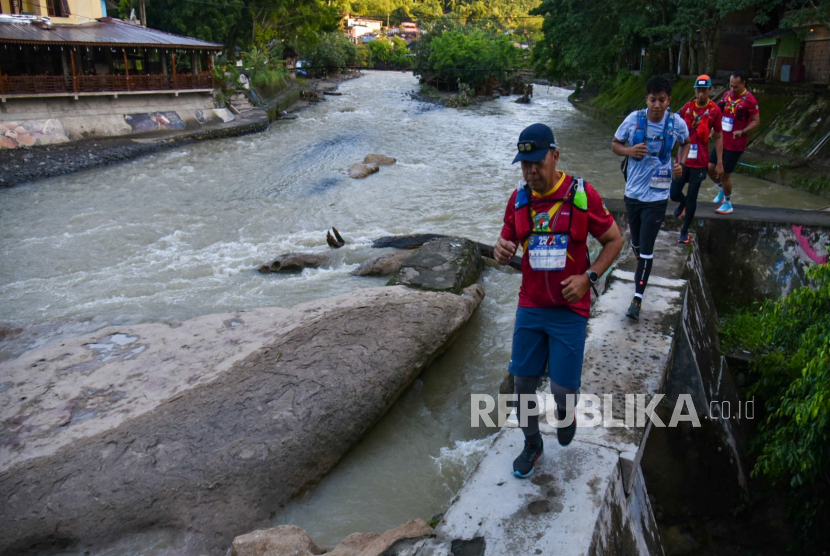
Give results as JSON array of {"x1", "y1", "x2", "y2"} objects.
[
  {"x1": 0, "y1": 93, "x2": 229, "y2": 147},
  {"x1": 607, "y1": 200, "x2": 830, "y2": 310}
]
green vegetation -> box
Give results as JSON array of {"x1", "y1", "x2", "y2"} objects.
[
  {"x1": 365, "y1": 36, "x2": 411, "y2": 69},
  {"x1": 303, "y1": 31, "x2": 359, "y2": 76},
  {"x1": 720, "y1": 264, "x2": 830, "y2": 543},
  {"x1": 242, "y1": 45, "x2": 289, "y2": 99},
  {"x1": 120, "y1": 0, "x2": 342, "y2": 57},
  {"x1": 575, "y1": 72, "x2": 697, "y2": 123},
  {"x1": 530, "y1": 0, "x2": 830, "y2": 84},
  {"x1": 415, "y1": 25, "x2": 520, "y2": 93}
]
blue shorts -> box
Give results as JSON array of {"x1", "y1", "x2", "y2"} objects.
[{"x1": 508, "y1": 307, "x2": 588, "y2": 389}]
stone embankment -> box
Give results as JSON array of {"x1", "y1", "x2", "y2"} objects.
[
  {"x1": 0, "y1": 74, "x2": 359, "y2": 187},
  {"x1": 0, "y1": 282, "x2": 484, "y2": 554},
  {"x1": 0, "y1": 110, "x2": 269, "y2": 187}
]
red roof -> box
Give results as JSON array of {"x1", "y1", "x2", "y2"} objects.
[{"x1": 0, "y1": 18, "x2": 222, "y2": 50}]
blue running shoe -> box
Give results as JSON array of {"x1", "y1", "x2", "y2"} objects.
[
  {"x1": 673, "y1": 204, "x2": 686, "y2": 218},
  {"x1": 678, "y1": 232, "x2": 690, "y2": 244},
  {"x1": 712, "y1": 189, "x2": 724, "y2": 204},
  {"x1": 715, "y1": 200, "x2": 733, "y2": 214},
  {"x1": 513, "y1": 438, "x2": 544, "y2": 478},
  {"x1": 625, "y1": 297, "x2": 641, "y2": 321}
]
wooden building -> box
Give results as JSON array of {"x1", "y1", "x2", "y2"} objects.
[{"x1": 0, "y1": 0, "x2": 222, "y2": 100}]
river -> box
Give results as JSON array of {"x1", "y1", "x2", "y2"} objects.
[{"x1": 0, "y1": 70, "x2": 825, "y2": 555}]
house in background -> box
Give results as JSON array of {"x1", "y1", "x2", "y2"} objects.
[
  {"x1": 0, "y1": 0, "x2": 231, "y2": 149},
  {"x1": 0, "y1": 0, "x2": 221, "y2": 98},
  {"x1": 344, "y1": 14, "x2": 382, "y2": 45},
  {"x1": 751, "y1": 20, "x2": 830, "y2": 83}
]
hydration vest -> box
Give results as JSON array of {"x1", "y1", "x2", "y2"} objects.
[
  {"x1": 513, "y1": 177, "x2": 589, "y2": 248},
  {"x1": 683, "y1": 100, "x2": 716, "y2": 144},
  {"x1": 719, "y1": 89, "x2": 749, "y2": 118},
  {"x1": 630, "y1": 108, "x2": 675, "y2": 164}
]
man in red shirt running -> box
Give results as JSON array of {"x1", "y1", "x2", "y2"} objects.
[
  {"x1": 671, "y1": 74, "x2": 723, "y2": 242},
  {"x1": 494, "y1": 123, "x2": 622, "y2": 478},
  {"x1": 708, "y1": 70, "x2": 760, "y2": 214}
]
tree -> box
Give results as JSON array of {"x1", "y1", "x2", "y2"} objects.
[
  {"x1": 531, "y1": 0, "x2": 788, "y2": 81},
  {"x1": 415, "y1": 24, "x2": 520, "y2": 93},
  {"x1": 302, "y1": 31, "x2": 358, "y2": 75},
  {"x1": 125, "y1": 0, "x2": 246, "y2": 52}
]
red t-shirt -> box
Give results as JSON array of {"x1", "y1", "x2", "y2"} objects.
[
  {"x1": 679, "y1": 100, "x2": 722, "y2": 169},
  {"x1": 718, "y1": 90, "x2": 759, "y2": 152},
  {"x1": 500, "y1": 174, "x2": 615, "y2": 318}
]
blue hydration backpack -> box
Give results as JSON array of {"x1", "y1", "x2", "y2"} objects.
[{"x1": 621, "y1": 108, "x2": 675, "y2": 180}]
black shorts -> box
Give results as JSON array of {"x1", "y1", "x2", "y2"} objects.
[
  {"x1": 709, "y1": 149, "x2": 743, "y2": 174},
  {"x1": 624, "y1": 196, "x2": 667, "y2": 257}
]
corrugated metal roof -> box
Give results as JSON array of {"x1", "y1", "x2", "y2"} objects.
[{"x1": 0, "y1": 18, "x2": 222, "y2": 50}]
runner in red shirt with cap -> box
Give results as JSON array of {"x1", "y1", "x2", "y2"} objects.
[
  {"x1": 708, "y1": 70, "x2": 760, "y2": 214},
  {"x1": 671, "y1": 74, "x2": 723, "y2": 242},
  {"x1": 494, "y1": 123, "x2": 622, "y2": 479}
]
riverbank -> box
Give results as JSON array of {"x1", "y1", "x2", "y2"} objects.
[
  {"x1": 0, "y1": 110, "x2": 269, "y2": 187},
  {"x1": 570, "y1": 73, "x2": 830, "y2": 199},
  {"x1": 0, "y1": 73, "x2": 360, "y2": 188}
]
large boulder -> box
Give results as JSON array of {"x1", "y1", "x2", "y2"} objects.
[
  {"x1": 326, "y1": 519, "x2": 431, "y2": 556},
  {"x1": 0, "y1": 286, "x2": 484, "y2": 555},
  {"x1": 348, "y1": 163, "x2": 379, "y2": 179},
  {"x1": 351, "y1": 251, "x2": 412, "y2": 277},
  {"x1": 388, "y1": 237, "x2": 483, "y2": 294},
  {"x1": 231, "y1": 525, "x2": 325, "y2": 556},
  {"x1": 230, "y1": 520, "x2": 431, "y2": 556}
]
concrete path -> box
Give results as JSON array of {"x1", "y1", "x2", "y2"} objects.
[{"x1": 417, "y1": 230, "x2": 691, "y2": 556}]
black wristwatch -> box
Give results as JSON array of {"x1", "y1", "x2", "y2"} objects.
[{"x1": 586, "y1": 270, "x2": 599, "y2": 284}]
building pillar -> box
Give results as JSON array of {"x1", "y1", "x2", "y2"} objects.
[{"x1": 61, "y1": 49, "x2": 71, "y2": 77}]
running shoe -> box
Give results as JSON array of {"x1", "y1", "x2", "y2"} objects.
[
  {"x1": 673, "y1": 204, "x2": 686, "y2": 218},
  {"x1": 715, "y1": 200, "x2": 734, "y2": 214},
  {"x1": 712, "y1": 189, "x2": 724, "y2": 204},
  {"x1": 556, "y1": 407, "x2": 577, "y2": 446},
  {"x1": 678, "y1": 232, "x2": 690, "y2": 244},
  {"x1": 625, "y1": 297, "x2": 641, "y2": 321},
  {"x1": 513, "y1": 438, "x2": 544, "y2": 478}
]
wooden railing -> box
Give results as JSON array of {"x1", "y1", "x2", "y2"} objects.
[{"x1": 0, "y1": 73, "x2": 214, "y2": 95}]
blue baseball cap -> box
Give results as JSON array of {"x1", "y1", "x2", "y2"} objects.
[{"x1": 512, "y1": 123, "x2": 557, "y2": 164}]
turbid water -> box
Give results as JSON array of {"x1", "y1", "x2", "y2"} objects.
[{"x1": 1, "y1": 71, "x2": 825, "y2": 555}]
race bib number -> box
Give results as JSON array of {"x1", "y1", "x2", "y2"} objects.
[
  {"x1": 688, "y1": 145, "x2": 698, "y2": 159},
  {"x1": 722, "y1": 116, "x2": 734, "y2": 133},
  {"x1": 528, "y1": 234, "x2": 568, "y2": 271},
  {"x1": 650, "y1": 167, "x2": 672, "y2": 190}
]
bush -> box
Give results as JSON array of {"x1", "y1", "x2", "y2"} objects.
[
  {"x1": 722, "y1": 263, "x2": 830, "y2": 543},
  {"x1": 239, "y1": 46, "x2": 287, "y2": 100},
  {"x1": 413, "y1": 22, "x2": 520, "y2": 95},
  {"x1": 303, "y1": 31, "x2": 358, "y2": 77}
]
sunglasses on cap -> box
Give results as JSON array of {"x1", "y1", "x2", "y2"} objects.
[{"x1": 517, "y1": 140, "x2": 556, "y2": 153}]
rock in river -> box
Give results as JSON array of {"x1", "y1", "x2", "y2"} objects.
[
  {"x1": 0, "y1": 285, "x2": 484, "y2": 555},
  {"x1": 363, "y1": 154, "x2": 396, "y2": 166},
  {"x1": 351, "y1": 250, "x2": 412, "y2": 276},
  {"x1": 388, "y1": 237, "x2": 483, "y2": 294},
  {"x1": 348, "y1": 162, "x2": 379, "y2": 179},
  {"x1": 258, "y1": 252, "x2": 330, "y2": 272}
]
